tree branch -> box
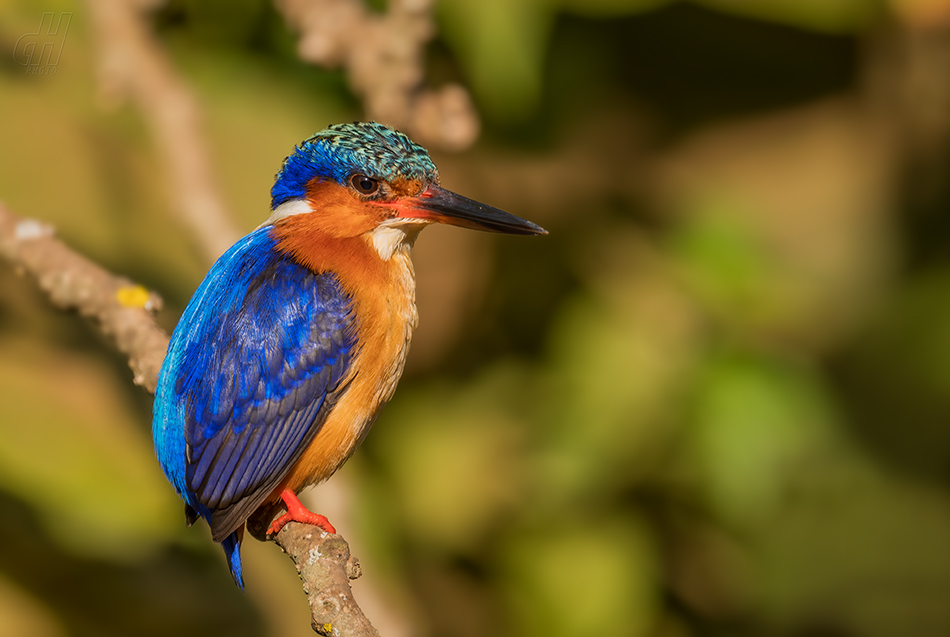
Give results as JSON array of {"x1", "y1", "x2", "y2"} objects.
[
  {"x1": 272, "y1": 523, "x2": 379, "y2": 637},
  {"x1": 275, "y1": 0, "x2": 480, "y2": 150},
  {"x1": 0, "y1": 201, "x2": 380, "y2": 636},
  {"x1": 0, "y1": 201, "x2": 168, "y2": 392},
  {"x1": 86, "y1": 0, "x2": 241, "y2": 262}
]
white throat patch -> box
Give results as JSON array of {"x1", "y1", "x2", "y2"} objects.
[{"x1": 369, "y1": 219, "x2": 427, "y2": 261}]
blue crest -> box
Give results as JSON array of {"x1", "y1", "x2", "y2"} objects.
[{"x1": 270, "y1": 122, "x2": 440, "y2": 208}]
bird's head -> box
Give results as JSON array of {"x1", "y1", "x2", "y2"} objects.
[{"x1": 266, "y1": 122, "x2": 546, "y2": 257}]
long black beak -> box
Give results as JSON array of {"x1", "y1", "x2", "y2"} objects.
[{"x1": 399, "y1": 186, "x2": 547, "y2": 236}]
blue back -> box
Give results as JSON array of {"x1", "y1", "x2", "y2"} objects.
[{"x1": 152, "y1": 226, "x2": 356, "y2": 586}]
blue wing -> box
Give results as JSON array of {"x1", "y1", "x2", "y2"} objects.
[{"x1": 153, "y1": 227, "x2": 355, "y2": 546}]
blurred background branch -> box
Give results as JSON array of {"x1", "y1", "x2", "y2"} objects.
[
  {"x1": 87, "y1": 0, "x2": 241, "y2": 262},
  {"x1": 0, "y1": 202, "x2": 167, "y2": 391},
  {"x1": 275, "y1": 0, "x2": 479, "y2": 150}
]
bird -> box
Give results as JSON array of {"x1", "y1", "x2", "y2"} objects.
[{"x1": 152, "y1": 121, "x2": 546, "y2": 589}]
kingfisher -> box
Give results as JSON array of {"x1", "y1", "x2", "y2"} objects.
[{"x1": 152, "y1": 122, "x2": 546, "y2": 588}]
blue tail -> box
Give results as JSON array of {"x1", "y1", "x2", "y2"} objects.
[{"x1": 221, "y1": 530, "x2": 245, "y2": 590}]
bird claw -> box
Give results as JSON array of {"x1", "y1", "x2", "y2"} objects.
[
  {"x1": 266, "y1": 489, "x2": 337, "y2": 536},
  {"x1": 267, "y1": 510, "x2": 336, "y2": 536}
]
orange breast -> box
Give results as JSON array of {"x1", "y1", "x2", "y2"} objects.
[{"x1": 266, "y1": 214, "x2": 419, "y2": 496}]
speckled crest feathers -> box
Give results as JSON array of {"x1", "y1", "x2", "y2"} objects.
[{"x1": 271, "y1": 122, "x2": 440, "y2": 208}]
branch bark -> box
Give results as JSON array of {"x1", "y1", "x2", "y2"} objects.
[
  {"x1": 0, "y1": 201, "x2": 380, "y2": 636},
  {"x1": 0, "y1": 201, "x2": 168, "y2": 392},
  {"x1": 272, "y1": 523, "x2": 380, "y2": 637}
]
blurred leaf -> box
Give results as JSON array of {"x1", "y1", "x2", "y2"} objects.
[
  {"x1": 669, "y1": 198, "x2": 788, "y2": 332},
  {"x1": 436, "y1": 0, "x2": 556, "y2": 120},
  {"x1": 833, "y1": 268, "x2": 950, "y2": 477},
  {"x1": 0, "y1": 340, "x2": 178, "y2": 558},
  {"x1": 760, "y1": 460, "x2": 950, "y2": 636},
  {"x1": 560, "y1": 0, "x2": 673, "y2": 16},
  {"x1": 887, "y1": 0, "x2": 950, "y2": 26},
  {"x1": 501, "y1": 517, "x2": 660, "y2": 637},
  {"x1": 697, "y1": 0, "x2": 882, "y2": 32},
  {"x1": 686, "y1": 350, "x2": 839, "y2": 527},
  {"x1": 0, "y1": 574, "x2": 65, "y2": 637},
  {"x1": 532, "y1": 230, "x2": 698, "y2": 510},
  {"x1": 373, "y1": 367, "x2": 530, "y2": 551}
]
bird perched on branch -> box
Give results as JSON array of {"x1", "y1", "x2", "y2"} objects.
[{"x1": 152, "y1": 122, "x2": 546, "y2": 588}]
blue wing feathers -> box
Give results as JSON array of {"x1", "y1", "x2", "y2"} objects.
[{"x1": 153, "y1": 226, "x2": 355, "y2": 572}]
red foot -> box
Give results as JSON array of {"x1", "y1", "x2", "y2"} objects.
[{"x1": 267, "y1": 489, "x2": 337, "y2": 536}]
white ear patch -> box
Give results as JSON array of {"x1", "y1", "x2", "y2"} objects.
[{"x1": 259, "y1": 199, "x2": 313, "y2": 228}]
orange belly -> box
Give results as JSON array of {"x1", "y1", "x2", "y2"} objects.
[{"x1": 268, "y1": 234, "x2": 418, "y2": 502}]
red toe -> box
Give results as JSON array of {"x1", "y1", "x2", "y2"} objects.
[{"x1": 266, "y1": 489, "x2": 337, "y2": 535}]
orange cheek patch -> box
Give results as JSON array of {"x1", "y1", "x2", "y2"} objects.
[{"x1": 302, "y1": 178, "x2": 388, "y2": 238}]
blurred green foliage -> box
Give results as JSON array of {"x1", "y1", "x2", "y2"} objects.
[{"x1": 3, "y1": 0, "x2": 950, "y2": 636}]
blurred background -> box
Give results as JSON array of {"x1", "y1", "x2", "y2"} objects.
[{"x1": 3, "y1": 0, "x2": 950, "y2": 635}]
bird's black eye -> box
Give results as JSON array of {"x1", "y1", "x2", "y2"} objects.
[{"x1": 350, "y1": 174, "x2": 379, "y2": 195}]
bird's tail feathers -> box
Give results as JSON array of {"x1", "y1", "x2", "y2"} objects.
[{"x1": 221, "y1": 528, "x2": 245, "y2": 590}]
